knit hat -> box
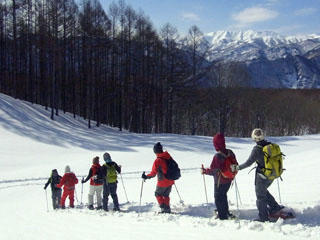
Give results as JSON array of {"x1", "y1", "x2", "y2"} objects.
[
  {"x1": 213, "y1": 133, "x2": 226, "y2": 151},
  {"x1": 92, "y1": 156, "x2": 99, "y2": 164},
  {"x1": 103, "y1": 152, "x2": 112, "y2": 163},
  {"x1": 153, "y1": 142, "x2": 163, "y2": 154},
  {"x1": 52, "y1": 169, "x2": 58, "y2": 176},
  {"x1": 251, "y1": 128, "x2": 265, "y2": 142},
  {"x1": 65, "y1": 165, "x2": 71, "y2": 173}
]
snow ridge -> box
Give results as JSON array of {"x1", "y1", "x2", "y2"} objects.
[{"x1": 205, "y1": 30, "x2": 320, "y2": 47}]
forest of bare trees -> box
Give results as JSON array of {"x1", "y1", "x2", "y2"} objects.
[{"x1": 0, "y1": 0, "x2": 319, "y2": 137}]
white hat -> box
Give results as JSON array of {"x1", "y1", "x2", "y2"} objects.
[
  {"x1": 251, "y1": 128, "x2": 265, "y2": 142},
  {"x1": 65, "y1": 165, "x2": 71, "y2": 173}
]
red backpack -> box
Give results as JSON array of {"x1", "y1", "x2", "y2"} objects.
[{"x1": 219, "y1": 152, "x2": 238, "y2": 179}]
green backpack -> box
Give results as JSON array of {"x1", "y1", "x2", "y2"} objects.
[
  {"x1": 106, "y1": 164, "x2": 118, "y2": 183},
  {"x1": 259, "y1": 143, "x2": 284, "y2": 180}
]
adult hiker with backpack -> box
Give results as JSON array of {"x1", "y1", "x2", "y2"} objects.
[
  {"x1": 56, "y1": 165, "x2": 78, "y2": 209},
  {"x1": 81, "y1": 156, "x2": 103, "y2": 210},
  {"x1": 101, "y1": 152, "x2": 122, "y2": 211},
  {"x1": 235, "y1": 128, "x2": 284, "y2": 222},
  {"x1": 141, "y1": 142, "x2": 180, "y2": 213},
  {"x1": 201, "y1": 133, "x2": 238, "y2": 220},
  {"x1": 44, "y1": 169, "x2": 62, "y2": 210}
]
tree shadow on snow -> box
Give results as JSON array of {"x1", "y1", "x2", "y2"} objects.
[
  {"x1": 2, "y1": 94, "x2": 318, "y2": 153},
  {"x1": 0, "y1": 94, "x2": 223, "y2": 153}
]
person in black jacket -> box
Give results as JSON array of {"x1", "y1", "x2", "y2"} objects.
[{"x1": 44, "y1": 169, "x2": 62, "y2": 209}]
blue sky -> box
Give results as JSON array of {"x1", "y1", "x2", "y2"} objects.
[{"x1": 99, "y1": 0, "x2": 320, "y2": 36}]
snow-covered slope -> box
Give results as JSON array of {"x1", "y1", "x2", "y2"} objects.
[
  {"x1": 0, "y1": 93, "x2": 320, "y2": 240},
  {"x1": 203, "y1": 30, "x2": 320, "y2": 88}
]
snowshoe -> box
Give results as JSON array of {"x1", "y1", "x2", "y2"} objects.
[{"x1": 268, "y1": 207, "x2": 296, "y2": 221}]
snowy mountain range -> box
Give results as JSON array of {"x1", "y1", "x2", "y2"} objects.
[{"x1": 204, "y1": 30, "x2": 320, "y2": 88}]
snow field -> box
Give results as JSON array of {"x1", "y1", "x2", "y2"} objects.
[{"x1": 0, "y1": 93, "x2": 320, "y2": 240}]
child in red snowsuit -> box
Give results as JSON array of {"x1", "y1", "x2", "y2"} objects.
[{"x1": 57, "y1": 165, "x2": 78, "y2": 209}]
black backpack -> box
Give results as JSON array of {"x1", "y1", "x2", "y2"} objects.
[
  {"x1": 165, "y1": 158, "x2": 181, "y2": 180},
  {"x1": 93, "y1": 166, "x2": 105, "y2": 184}
]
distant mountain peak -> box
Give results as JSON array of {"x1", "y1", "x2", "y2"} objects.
[
  {"x1": 205, "y1": 30, "x2": 320, "y2": 47},
  {"x1": 202, "y1": 30, "x2": 320, "y2": 89}
]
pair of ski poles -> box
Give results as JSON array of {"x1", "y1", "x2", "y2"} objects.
[
  {"x1": 139, "y1": 172, "x2": 184, "y2": 214},
  {"x1": 201, "y1": 164, "x2": 242, "y2": 213}
]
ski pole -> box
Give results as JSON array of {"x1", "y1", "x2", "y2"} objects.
[
  {"x1": 201, "y1": 164, "x2": 209, "y2": 206},
  {"x1": 234, "y1": 178, "x2": 242, "y2": 205},
  {"x1": 120, "y1": 173, "x2": 129, "y2": 203},
  {"x1": 139, "y1": 178, "x2": 145, "y2": 215},
  {"x1": 174, "y1": 183, "x2": 184, "y2": 205},
  {"x1": 45, "y1": 189, "x2": 49, "y2": 212},
  {"x1": 75, "y1": 188, "x2": 79, "y2": 204},
  {"x1": 277, "y1": 178, "x2": 282, "y2": 204},
  {"x1": 234, "y1": 178, "x2": 240, "y2": 216},
  {"x1": 80, "y1": 177, "x2": 84, "y2": 206}
]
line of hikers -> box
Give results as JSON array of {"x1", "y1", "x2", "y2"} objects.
[
  {"x1": 44, "y1": 128, "x2": 285, "y2": 222},
  {"x1": 44, "y1": 152, "x2": 122, "y2": 211}
]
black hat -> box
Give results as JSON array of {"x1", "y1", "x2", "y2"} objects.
[{"x1": 153, "y1": 142, "x2": 163, "y2": 154}]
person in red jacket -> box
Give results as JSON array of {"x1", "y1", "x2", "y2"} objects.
[
  {"x1": 201, "y1": 133, "x2": 237, "y2": 220},
  {"x1": 81, "y1": 156, "x2": 103, "y2": 210},
  {"x1": 57, "y1": 165, "x2": 78, "y2": 209},
  {"x1": 142, "y1": 142, "x2": 174, "y2": 213}
]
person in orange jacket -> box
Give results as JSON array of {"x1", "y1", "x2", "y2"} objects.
[
  {"x1": 57, "y1": 165, "x2": 78, "y2": 209},
  {"x1": 142, "y1": 142, "x2": 174, "y2": 213}
]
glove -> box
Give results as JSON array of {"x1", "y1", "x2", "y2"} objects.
[
  {"x1": 201, "y1": 164, "x2": 207, "y2": 175},
  {"x1": 141, "y1": 172, "x2": 149, "y2": 180},
  {"x1": 230, "y1": 164, "x2": 240, "y2": 172},
  {"x1": 81, "y1": 179, "x2": 85, "y2": 184},
  {"x1": 43, "y1": 186, "x2": 46, "y2": 190}
]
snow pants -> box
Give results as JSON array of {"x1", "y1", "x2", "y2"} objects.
[
  {"x1": 52, "y1": 188, "x2": 62, "y2": 209},
  {"x1": 155, "y1": 185, "x2": 172, "y2": 207},
  {"x1": 214, "y1": 182, "x2": 231, "y2": 220},
  {"x1": 103, "y1": 182, "x2": 119, "y2": 210},
  {"x1": 255, "y1": 173, "x2": 281, "y2": 221},
  {"x1": 60, "y1": 188, "x2": 75, "y2": 208},
  {"x1": 88, "y1": 184, "x2": 103, "y2": 207}
]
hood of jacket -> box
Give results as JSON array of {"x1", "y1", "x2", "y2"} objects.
[
  {"x1": 213, "y1": 133, "x2": 226, "y2": 152},
  {"x1": 156, "y1": 151, "x2": 171, "y2": 160}
]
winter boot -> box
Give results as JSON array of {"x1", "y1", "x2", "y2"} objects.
[
  {"x1": 88, "y1": 205, "x2": 94, "y2": 210},
  {"x1": 228, "y1": 212, "x2": 237, "y2": 219},
  {"x1": 159, "y1": 204, "x2": 166, "y2": 213},
  {"x1": 163, "y1": 204, "x2": 171, "y2": 213},
  {"x1": 96, "y1": 206, "x2": 103, "y2": 210}
]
